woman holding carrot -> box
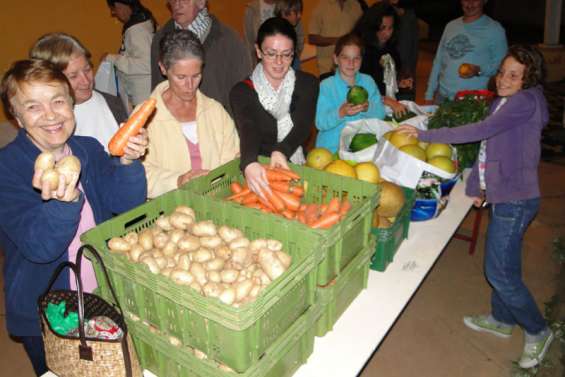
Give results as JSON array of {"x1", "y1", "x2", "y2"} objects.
[
  {"x1": 0, "y1": 59, "x2": 147, "y2": 375},
  {"x1": 143, "y1": 29, "x2": 240, "y2": 198},
  {"x1": 229, "y1": 17, "x2": 318, "y2": 198}
]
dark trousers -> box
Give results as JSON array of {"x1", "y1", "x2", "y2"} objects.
[{"x1": 21, "y1": 336, "x2": 48, "y2": 376}]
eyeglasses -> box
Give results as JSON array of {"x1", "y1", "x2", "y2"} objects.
[{"x1": 261, "y1": 49, "x2": 295, "y2": 62}]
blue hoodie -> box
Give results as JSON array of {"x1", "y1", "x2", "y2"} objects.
[
  {"x1": 315, "y1": 71, "x2": 385, "y2": 153},
  {"x1": 0, "y1": 130, "x2": 147, "y2": 336}
]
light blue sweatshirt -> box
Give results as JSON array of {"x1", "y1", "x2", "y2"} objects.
[
  {"x1": 315, "y1": 71, "x2": 385, "y2": 153},
  {"x1": 425, "y1": 15, "x2": 507, "y2": 101}
]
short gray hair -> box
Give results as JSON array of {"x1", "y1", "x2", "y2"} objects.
[{"x1": 159, "y1": 30, "x2": 204, "y2": 70}]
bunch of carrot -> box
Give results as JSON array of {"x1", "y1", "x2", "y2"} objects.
[{"x1": 225, "y1": 166, "x2": 351, "y2": 229}]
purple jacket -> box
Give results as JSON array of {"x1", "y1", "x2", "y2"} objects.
[{"x1": 418, "y1": 86, "x2": 548, "y2": 203}]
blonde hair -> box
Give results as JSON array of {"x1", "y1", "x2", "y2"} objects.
[{"x1": 29, "y1": 32, "x2": 92, "y2": 71}]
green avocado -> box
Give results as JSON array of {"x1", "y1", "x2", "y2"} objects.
[
  {"x1": 347, "y1": 85, "x2": 369, "y2": 105},
  {"x1": 349, "y1": 133, "x2": 378, "y2": 152}
]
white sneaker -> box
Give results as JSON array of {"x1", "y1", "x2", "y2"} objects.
[{"x1": 518, "y1": 330, "x2": 554, "y2": 369}]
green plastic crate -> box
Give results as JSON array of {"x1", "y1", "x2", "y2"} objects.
[
  {"x1": 182, "y1": 158, "x2": 379, "y2": 286},
  {"x1": 370, "y1": 188, "x2": 414, "y2": 272},
  {"x1": 81, "y1": 189, "x2": 320, "y2": 372},
  {"x1": 315, "y1": 236, "x2": 375, "y2": 337},
  {"x1": 128, "y1": 304, "x2": 316, "y2": 377}
]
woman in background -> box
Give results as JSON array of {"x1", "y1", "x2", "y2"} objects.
[
  {"x1": 274, "y1": 0, "x2": 304, "y2": 71},
  {"x1": 104, "y1": 0, "x2": 156, "y2": 110}
]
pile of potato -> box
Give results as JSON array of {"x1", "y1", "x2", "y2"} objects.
[{"x1": 107, "y1": 205, "x2": 292, "y2": 307}]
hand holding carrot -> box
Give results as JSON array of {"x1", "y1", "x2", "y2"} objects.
[
  {"x1": 244, "y1": 162, "x2": 271, "y2": 199},
  {"x1": 119, "y1": 128, "x2": 149, "y2": 165}
]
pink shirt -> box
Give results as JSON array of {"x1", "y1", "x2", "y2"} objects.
[
  {"x1": 186, "y1": 140, "x2": 202, "y2": 171},
  {"x1": 61, "y1": 146, "x2": 98, "y2": 293}
]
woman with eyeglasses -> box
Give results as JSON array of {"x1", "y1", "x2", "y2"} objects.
[{"x1": 230, "y1": 17, "x2": 318, "y2": 197}]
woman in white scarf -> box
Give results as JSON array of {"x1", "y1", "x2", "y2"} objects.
[{"x1": 230, "y1": 17, "x2": 318, "y2": 198}]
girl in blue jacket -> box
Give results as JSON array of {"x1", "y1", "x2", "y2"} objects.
[{"x1": 315, "y1": 33, "x2": 385, "y2": 153}]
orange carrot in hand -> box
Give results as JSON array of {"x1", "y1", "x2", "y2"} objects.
[
  {"x1": 270, "y1": 167, "x2": 300, "y2": 180},
  {"x1": 265, "y1": 189, "x2": 286, "y2": 212},
  {"x1": 310, "y1": 212, "x2": 340, "y2": 229},
  {"x1": 108, "y1": 98, "x2": 157, "y2": 156},
  {"x1": 266, "y1": 169, "x2": 293, "y2": 182}
]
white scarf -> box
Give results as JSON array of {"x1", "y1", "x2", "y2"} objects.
[
  {"x1": 251, "y1": 63, "x2": 305, "y2": 164},
  {"x1": 380, "y1": 53, "x2": 398, "y2": 99},
  {"x1": 188, "y1": 8, "x2": 212, "y2": 43}
]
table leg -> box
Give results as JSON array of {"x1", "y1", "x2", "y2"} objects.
[{"x1": 453, "y1": 207, "x2": 483, "y2": 255}]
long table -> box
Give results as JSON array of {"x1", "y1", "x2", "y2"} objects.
[
  {"x1": 294, "y1": 172, "x2": 474, "y2": 377},
  {"x1": 43, "y1": 174, "x2": 473, "y2": 377}
]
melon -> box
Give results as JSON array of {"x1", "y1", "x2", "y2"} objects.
[
  {"x1": 399, "y1": 144, "x2": 426, "y2": 161},
  {"x1": 306, "y1": 147, "x2": 334, "y2": 170},
  {"x1": 376, "y1": 181, "x2": 405, "y2": 218},
  {"x1": 324, "y1": 160, "x2": 357, "y2": 178},
  {"x1": 389, "y1": 131, "x2": 418, "y2": 149}
]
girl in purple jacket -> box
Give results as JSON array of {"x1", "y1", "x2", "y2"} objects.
[{"x1": 399, "y1": 45, "x2": 553, "y2": 369}]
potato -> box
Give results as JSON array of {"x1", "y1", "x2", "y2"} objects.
[
  {"x1": 215, "y1": 245, "x2": 232, "y2": 260},
  {"x1": 229, "y1": 237, "x2": 250, "y2": 250},
  {"x1": 207, "y1": 270, "x2": 222, "y2": 283},
  {"x1": 267, "y1": 240, "x2": 283, "y2": 252},
  {"x1": 41, "y1": 169, "x2": 60, "y2": 191},
  {"x1": 169, "y1": 212, "x2": 194, "y2": 230},
  {"x1": 253, "y1": 269, "x2": 272, "y2": 285},
  {"x1": 151, "y1": 249, "x2": 165, "y2": 259},
  {"x1": 166, "y1": 256, "x2": 176, "y2": 268},
  {"x1": 153, "y1": 232, "x2": 169, "y2": 249},
  {"x1": 169, "y1": 336, "x2": 182, "y2": 347},
  {"x1": 202, "y1": 282, "x2": 222, "y2": 298},
  {"x1": 192, "y1": 248, "x2": 213, "y2": 263},
  {"x1": 176, "y1": 253, "x2": 191, "y2": 271},
  {"x1": 160, "y1": 267, "x2": 173, "y2": 278},
  {"x1": 154, "y1": 256, "x2": 168, "y2": 270},
  {"x1": 55, "y1": 155, "x2": 81, "y2": 184},
  {"x1": 218, "y1": 363, "x2": 234, "y2": 372},
  {"x1": 231, "y1": 247, "x2": 251, "y2": 269},
  {"x1": 235, "y1": 279, "x2": 253, "y2": 302},
  {"x1": 192, "y1": 221, "x2": 217, "y2": 237},
  {"x1": 190, "y1": 263, "x2": 207, "y2": 286},
  {"x1": 141, "y1": 257, "x2": 160, "y2": 274},
  {"x1": 219, "y1": 287, "x2": 236, "y2": 305},
  {"x1": 220, "y1": 269, "x2": 239, "y2": 284},
  {"x1": 199, "y1": 236, "x2": 223, "y2": 249},
  {"x1": 177, "y1": 235, "x2": 200, "y2": 252},
  {"x1": 170, "y1": 269, "x2": 195, "y2": 285},
  {"x1": 138, "y1": 229, "x2": 154, "y2": 251},
  {"x1": 128, "y1": 244, "x2": 145, "y2": 262},
  {"x1": 174, "y1": 206, "x2": 196, "y2": 219},
  {"x1": 249, "y1": 284, "x2": 263, "y2": 299},
  {"x1": 276, "y1": 251, "x2": 292, "y2": 269},
  {"x1": 155, "y1": 215, "x2": 173, "y2": 232},
  {"x1": 161, "y1": 241, "x2": 178, "y2": 257},
  {"x1": 189, "y1": 281, "x2": 202, "y2": 294},
  {"x1": 34, "y1": 151, "x2": 55, "y2": 171},
  {"x1": 168, "y1": 229, "x2": 185, "y2": 244},
  {"x1": 258, "y1": 248, "x2": 286, "y2": 280},
  {"x1": 249, "y1": 239, "x2": 268, "y2": 251},
  {"x1": 218, "y1": 226, "x2": 243, "y2": 243},
  {"x1": 123, "y1": 232, "x2": 139, "y2": 246},
  {"x1": 108, "y1": 237, "x2": 131, "y2": 253},
  {"x1": 205, "y1": 258, "x2": 225, "y2": 272}
]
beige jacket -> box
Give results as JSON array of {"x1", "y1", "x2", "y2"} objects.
[{"x1": 143, "y1": 82, "x2": 240, "y2": 198}]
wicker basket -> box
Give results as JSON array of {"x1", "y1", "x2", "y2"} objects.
[{"x1": 38, "y1": 245, "x2": 141, "y2": 377}]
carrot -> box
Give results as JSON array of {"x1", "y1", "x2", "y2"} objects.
[
  {"x1": 304, "y1": 204, "x2": 320, "y2": 225},
  {"x1": 230, "y1": 182, "x2": 243, "y2": 194},
  {"x1": 269, "y1": 181, "x2": 290, "y2": 193},
  {"x1": 242, "y1": 192, "x2": 259, "y2": 205},
  {"x1": 326, "y1": 197, "x2": 341, "y2": 214},
  {"x1": 298, "y1": 204, "x2": 307, "y2": 212},
  {"x1": 281, "y1": 209, "x2": 296, "y2": 219},
  {"x1": 310, "y1": 212, "x2": 340, "y2": 229},
  {"x1": 246, "y1": 202, "x2": 263, "y2": 210},
  {"x1": 257, "y1": 192, "x2": 276, "y2": 212},
  {"x1": 276, "y1": 191, "x2": 301, "y2": 212},
  {"x1": 226, "y1": 187, "x2": 251, "y2": 201},
  {"x1": 108, "y1": 98, "x2": 157, "y2": 156},
  {"x1": 265, "y1": 189, "x2": 286, "y2": 212},
  {"x1": 270, "y1": 167, "x2": 300, "y2": 180},
  {"x1": 297, "y1": 212, "x2": 307, "y2": 224},
  {"x1": 339, "y1": 199, "x2": 351, "y2": 218},
  {"x1": 289, "y1": 185, "x2": 304, "y2": 197},
  {"x1": 266, "y1": 169, "x2": 293, "y2": 182}
]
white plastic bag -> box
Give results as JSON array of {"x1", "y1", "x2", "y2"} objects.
[
  {"x1": 371, "y1": 121, "x2": 457, "y2": 189},
  {"x1": 338, "y1": 114, "x2": 426, "y2": 162},
  {"x1": 94, "y1": 60, "x2": 118, "y2": 96}
]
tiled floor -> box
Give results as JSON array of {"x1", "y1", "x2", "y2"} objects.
[{"x1": 1, "y1": 44, "x2": 563, "y2": 377}]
